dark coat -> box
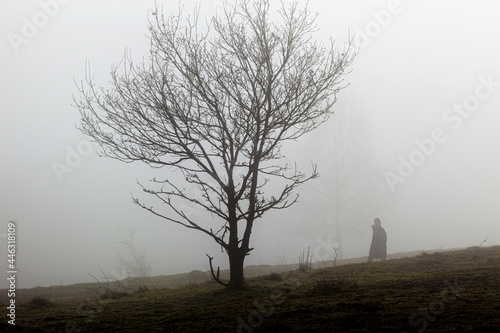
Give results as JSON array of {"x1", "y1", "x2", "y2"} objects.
[{"x1": 369, "y1": 226, "x2": 387, "y2": 258}]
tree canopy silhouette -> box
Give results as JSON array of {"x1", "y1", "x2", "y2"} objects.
[{"x1": 75, "y1": 0, "x2": 355, "y2": 289}]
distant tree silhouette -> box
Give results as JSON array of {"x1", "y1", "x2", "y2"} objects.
[
  {"x1": 294, "y1": 101, "x2": 388, "y2": 261},
  {"x1": 115, "y1": 229, "x2": 152, "y2": 278},
  {"x1": 75, "y1": 0, "x2": 355, "y2": 289}
]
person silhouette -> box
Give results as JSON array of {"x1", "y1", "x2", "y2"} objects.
[{"x1": 367, "y1": 218, "x2": 387, "y2": 262}]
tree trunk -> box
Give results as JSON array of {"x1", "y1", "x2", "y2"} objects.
[
  {"x1": 227, "y1": 248, "x2": 246, "y2": 289},
  {"x1": 334, "y1": 206, "x2": 344, "y2": 260},
  {"x1": 334, "y1": 181, "x2": 344, "y2": 260}
]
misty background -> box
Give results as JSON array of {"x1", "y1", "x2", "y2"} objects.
[{"x1": 1, "y1": 0, "x2": 499, "y2": 289}]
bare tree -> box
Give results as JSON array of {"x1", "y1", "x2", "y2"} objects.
[
  {"x1": 115, "y1": 229, "x2": 152, "y2": 278},
  {"x1": 75, "y1": 0, "x2": 355, "y2": 289},
  {"x1": 300, "y1": 104, "x2": 387, "y2": 260}
]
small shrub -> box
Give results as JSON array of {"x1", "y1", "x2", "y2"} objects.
[
  {"x1": 265, "y1": 271, "x2": 282, "y2": 282},
  {"x1": 479, "y1": 235, "x2": 490, "y2": 247},
  {"x1": 28, "y1": 294, "x2": 53, "y2": 308},
  {"x1": 298, "y1": 247, "x2": 313, "y2": 272},
  {"x1": 298, "y1": 263, "x2": 310, "y2": 272},
  {"x1": 88, "y1": 269, "x2": 129, "y2": 300},
  {"x1": 136, "y1": 284, "x2": 150, "y2": 293}
]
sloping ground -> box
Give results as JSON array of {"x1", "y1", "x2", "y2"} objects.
[
  {"x1": 0, "y1": 248, "x2": 439, "y2": 305},
  {"x1": 2, "y1": 246, "x2": 499, "y2": 332}
]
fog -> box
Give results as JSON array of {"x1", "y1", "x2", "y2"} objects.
[{"x1": 1, "y1": 0, "x2": 499, "y2": 289}]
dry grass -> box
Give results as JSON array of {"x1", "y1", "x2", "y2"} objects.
[
  {"x1": 2, "y1": 246, "x2": 499, "y2": 332},
  {"x1": 135, "y1": 284, "x2": 150, "y2": 293},
  {"x1": 264, "y1": 271, "x2": 283, "y2": 282},
  {"x1": 27, "y1": 294, "x2": 53, "y2": 308}
]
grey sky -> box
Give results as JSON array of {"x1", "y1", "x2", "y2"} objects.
[{"x1": 1, "y1": 0, "x2": 499, "y2": 288}]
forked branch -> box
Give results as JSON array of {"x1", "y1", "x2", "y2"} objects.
[{"x1": 206, "y1": 254, "x2": 229, "y2": 287}]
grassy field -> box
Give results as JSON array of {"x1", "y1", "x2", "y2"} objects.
[{"x1": 1, "y1": 246, "x2": 499, "y2": 332}]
